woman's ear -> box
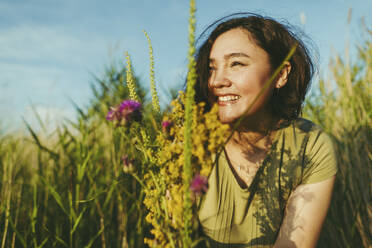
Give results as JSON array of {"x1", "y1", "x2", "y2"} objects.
[{"x1": 275, "y1": 62, "x2": 291, "y2": 89}]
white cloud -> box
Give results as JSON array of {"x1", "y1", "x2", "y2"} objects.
[
  {"x1": 22, "y1": 104, "x2": 77, "y2": 132},
  {"x1": 0, "y1": 24, "x2": 114, "y2": 129},
  {"x1": 0, "y1": 25, "x2": 108, "y2": 65},
  {"x1": 0, "y1": 62, "x2": 64, "y2": 88}
]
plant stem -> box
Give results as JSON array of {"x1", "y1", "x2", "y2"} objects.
[{"x1": 183, "y1": 0, "x2": 197, "y2": 246}]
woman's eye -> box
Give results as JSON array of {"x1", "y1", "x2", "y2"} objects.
[
  {"x1": 231, "y1": 61, "x2": 245, "y2": 67},
  {"x1": 208, "y1": 66, "x2": 216, "y2": 71}
]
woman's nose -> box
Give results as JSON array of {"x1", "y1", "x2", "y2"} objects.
[{"x1": 208, "y1": 68, "x2": 231, "y2": 88}]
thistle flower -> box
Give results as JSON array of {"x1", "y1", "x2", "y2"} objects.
[
  {"x1": 161, "y1": 120, "x2": 172, "y2": 133},
  {"x1": 106, "y1": 100, "x2": 142, "y2": 126},
  {"x1": 121, "y1": 155, "x2": 134, "y2": 173},
  {"x1": 190, "y1": 174, "x2": 208, "y2": 196},
  {"x1": 106, "y1": 109, "x2": 116, "y2": 121}
]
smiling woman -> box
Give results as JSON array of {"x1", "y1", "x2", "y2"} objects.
[
  {"x1": 207, "y1": 28, "x2": 275, "y2": 124},
  {"x1": 194, "y1": 13, "x2": 337, "y2": 248}
]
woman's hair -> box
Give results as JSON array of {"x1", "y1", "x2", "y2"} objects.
[{"x1": 194, "y1": 13, "x2": 316, "y2": 121}]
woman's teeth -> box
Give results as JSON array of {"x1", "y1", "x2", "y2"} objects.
[{"x1": 218, "y1": 95, "x2": 240, "y2": 102}]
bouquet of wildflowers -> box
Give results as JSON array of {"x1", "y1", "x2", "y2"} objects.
[{"x1": 106, "y1": 1, "x2": 229, "y2": 247}]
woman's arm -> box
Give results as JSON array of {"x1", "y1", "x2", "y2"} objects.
[{"x1": 273, "y1": 175, "x2": 336, "y2": 248}]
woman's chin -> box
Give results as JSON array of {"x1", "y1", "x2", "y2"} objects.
[{"x1": 218, "y1": 113, "x2": 238, "y2": 124}]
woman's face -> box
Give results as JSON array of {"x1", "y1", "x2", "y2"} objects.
[{"x1": 208, "y1": 28, "x2": 274, "y2": 124}]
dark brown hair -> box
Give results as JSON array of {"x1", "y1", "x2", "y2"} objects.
[{"x1": 194, "y1": 13, "x2": 316, "y2": 121}]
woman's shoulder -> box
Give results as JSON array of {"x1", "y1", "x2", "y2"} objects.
[
  {"x1": 291, "y1": 118, "x2": 321, "y2": 133},
  {"x1": 278, "y1": 118, "x2": 323, "y2": 152},
  {"x1": 290, "y1": 118, "x2": 333, "y2": 150},
  {"x1": 287, "y1": 118, "x2": 338, "y2": 184},
  {"x1": 282, "y1": 118, "x2": 331, "y2": 145},
  {"x1": 279, "y1": 118, "x2": 336, "y2": 166}
]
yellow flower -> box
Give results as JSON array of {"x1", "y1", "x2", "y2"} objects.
[{"x1": 142, "y1": 93, "x2": 229, "y2": 246}]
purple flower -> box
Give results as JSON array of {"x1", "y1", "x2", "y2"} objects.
[
  {"x1": 121, "y1": 155, "x2": 134, "y2": 173},
  {"x1": 190, "y1": 174, "x2": 208, "y2": 196},
  {"x1": 106, "y1": 109, "x2": 116, "y2": 121},
  {"x1": 106, "y1": 100, "x2": 142, "y2": 125},
  {"x1": 161, "y1": 120, "x2": 172, "y2": 132}
]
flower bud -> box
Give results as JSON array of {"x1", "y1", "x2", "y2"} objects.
[
  {"x1": 161, "y1": 120, "x2": 172, "y2": 133},
  {"x1": 190, "y1": 174, "x2": 208, "y2": 196},
  {"x1": 121, "y1": 155, "x2": 134, "y2": 173}
]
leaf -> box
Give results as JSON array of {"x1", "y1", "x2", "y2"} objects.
[
  {"x1": 54, "y1": 235, "x2": 68, "y2": 248},
  {"x1": 23, "y1": 119, "x2": 60, "y2": 160},
  {"x1": 38, "y1": 237, "x2": 49, "y2": 248},
  {"x1": 69, "y1": 97, "x2": 87, "y2": 120},
  {"x1": 77, "y1": 152, "x2": 92, "y2": 182},
  {"x1": 41, "y1": 177, "x2": 68, "y2": 215},
  {"x1": 84, "y1": 225, "x2": 104, "y2": 248},
  {"x1": 8, "y1": 218, "x2": 27, "y2": 248},
  {"x1": 70, "y1": 207, "x2": 87, "y2": 235}
]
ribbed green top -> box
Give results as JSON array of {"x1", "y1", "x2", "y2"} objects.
[{"x1": 198, "y1": 118, "x2": 338, "y2": 247}]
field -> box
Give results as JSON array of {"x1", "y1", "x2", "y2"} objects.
[{"x1": 0, "y1": 4, "x2": 371, "y2": 248}]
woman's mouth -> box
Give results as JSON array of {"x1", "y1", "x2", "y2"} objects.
[{"x1": 217, "y1": 95, "x2": 241, "y2": 105}]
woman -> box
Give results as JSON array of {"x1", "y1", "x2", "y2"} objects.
[{"x1": 195, "y1": 13, "x2": 338, "y2": 247}]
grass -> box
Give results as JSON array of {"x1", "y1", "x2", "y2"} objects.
[
  {"x1": 0, "y1": 65, "x2": 150, "y2": 248},
  {"x1": 303, "y1": 32, "x2": 371, "y2": 247}
]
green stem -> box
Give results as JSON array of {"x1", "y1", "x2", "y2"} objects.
[{"x1": 183, "y1": 0, "x2": 196, "y2": 246}]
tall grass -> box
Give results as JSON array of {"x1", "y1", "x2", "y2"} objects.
[
  {"x1": 304, "y1": 31, "x2": 371, "y2": 247},
  {"x1": 0, "y1": 65, "x2": 150, "y2": 247}
]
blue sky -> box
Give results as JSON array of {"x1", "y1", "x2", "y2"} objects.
[{"x1": 0, "y1": 0, "x2": 371, "y2": 131}]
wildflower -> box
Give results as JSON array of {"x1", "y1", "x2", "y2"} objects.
[
  {"x1": 161, "y1": 120, "x2": 172, "y2": 133},
  {"x1": 190, "y1": 174, "x2": 208, "y2": 196},
  {"x1": 143, "y1": 30, "x2": 160, "y2": 113},
  {"x1": 106, "y1": 109, "x2": 116, "y2": 121},
  {"x1": 121, "y1": 155, "x2": 134, "y2": 173},
  {"x1": 119, "y1": 100, "x2": 141, "y2": 121},
  {"x1": 106, "y1": 100, "x2": 142, "y2": 126},
  {"x1": 125, "y1": 52, "x2": 139, "y2": 101}
]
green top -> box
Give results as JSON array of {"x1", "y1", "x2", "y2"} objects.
[{"x1": 198, "y1": 118, "x2": 338, "y2": 247}]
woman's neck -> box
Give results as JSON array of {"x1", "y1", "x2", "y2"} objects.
[{"x1": 227, "y1": 110, "x2": 280, "y2": 156}]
